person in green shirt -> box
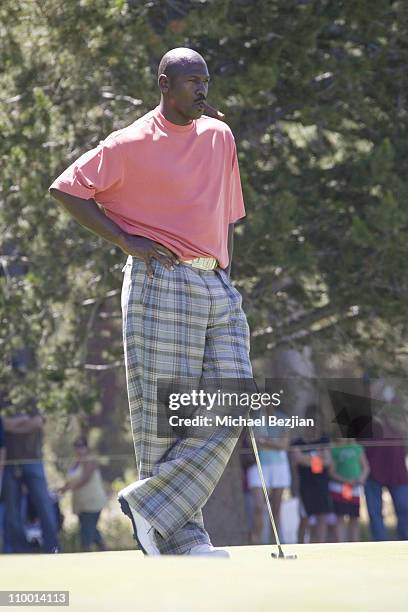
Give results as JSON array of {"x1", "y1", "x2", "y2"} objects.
[{"x1": 329, "y1": 438, "x2": 370, "y2": 542}]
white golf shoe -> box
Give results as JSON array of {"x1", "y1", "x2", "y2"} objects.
[
  {"x1": 187, "y1": 544, "x2": 230, "y2": 558},
  {"x1": 118, "y1": 479, "x2": 160, "y2": 556}
]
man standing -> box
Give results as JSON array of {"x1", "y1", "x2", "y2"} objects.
[
  {"x1": 2, "y1": 410, "x2": 59, "y2": 553},
  {"x1": 0, "y1": 416, "x2": 5, "y2": 495},
  {"x1": 363, "y1": 415, "x2": 408, "y2": 541},
  {"x1": 49, "y1": 48, "x2": 253, "y2": 556}
]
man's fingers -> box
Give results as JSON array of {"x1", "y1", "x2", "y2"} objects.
[
  {"x1": 155, "y1": 253, "x2": 175, "y2": 270},
  {"x1": 143, "y1": 243, "x2": 179, "y2": 275},
  {"x1": 153, "y1": 246, "x2": 179, "y2": 265},
  {"x1": 146, "y1": 251, "x2": 177, "y2": 275},
  {"x1": 145, "y1": 258, "x2": 154, "y2": 278},
  {"x1": 153, "y1": 242, "x2": 177, "y2": 259}
]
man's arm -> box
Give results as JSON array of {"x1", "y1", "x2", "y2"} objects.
[
  {"x1": 225, "y1": 223, "x2": 234, "y2": 278},
  {"x1": 49, "y1": 189, "x2": 128, "y2": 248},
  {"x1": 58, "y1": 460, "x2": 98, "y2": 493},
  {"x1": 49, "y1": 189, "x2": 178, "y2": 277},
  {"x1": 3, "y1": 415, "x2": 44, "y2": 434}
]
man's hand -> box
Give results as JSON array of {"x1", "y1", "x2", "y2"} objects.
[
  {"x1": 118, "y1": 234, "x2": 179, "y2": 278},
  {"x1": 203, "y1": 102, "x2": 225, "y2": 121}
]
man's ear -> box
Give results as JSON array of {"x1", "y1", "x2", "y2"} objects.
[{"x1": 158, "y1": 73, "x2": 170, "y2": 94}]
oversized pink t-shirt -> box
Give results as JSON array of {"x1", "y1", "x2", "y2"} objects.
[{"x1": 49, "y1": 107, "x2": 246, "y2": 268}]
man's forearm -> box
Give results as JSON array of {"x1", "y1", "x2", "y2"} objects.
[
  {"x1": 49, "y1": 189, "x2": 126, "y2": 248},
  {"x1": 3, "y1": 417, "x2": 29, "y2": 434},
  {"x1": 3, "y1": 416, "x2": 43, "y2": 434}
]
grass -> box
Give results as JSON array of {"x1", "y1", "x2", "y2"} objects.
[{"x1": 1, "y1": 541, "x2": 407, "y2": 611}]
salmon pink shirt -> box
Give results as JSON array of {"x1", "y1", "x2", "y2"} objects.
[{"x1": 49, "y1": 107, "x2": 246, "y2": 269}]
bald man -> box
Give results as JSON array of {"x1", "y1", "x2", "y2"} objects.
[{"x1": 49, "y1": 48, "x2": 253, "y2": 556}]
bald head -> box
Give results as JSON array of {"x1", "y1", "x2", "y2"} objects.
[
  {"x1": 157, "y1": 47, "x2": 210, "y2": 125},
  {"x1": 158, "y1": 48, "x2": 207, "y2": 81}
]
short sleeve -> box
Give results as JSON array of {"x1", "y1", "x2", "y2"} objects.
[
  {"x1": 229, "y1": 142, "x2": 246, "y2": 224},
  {"x1": 49, "y1": 138, "x2": 124, "y2": 200}
]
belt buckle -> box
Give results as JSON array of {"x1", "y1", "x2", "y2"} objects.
[
  {"x1": 192, "y1": 257, "x2": 216, "y2": 270},
  {"x1": 183, "y1": 256, "x2": 217, "y2": 270}
]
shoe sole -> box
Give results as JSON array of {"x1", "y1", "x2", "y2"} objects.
[{"x1": 118, "y1": 495, "x2": 148, "y2": 555}]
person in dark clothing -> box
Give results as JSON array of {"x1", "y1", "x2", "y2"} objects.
[
  {"x1": 0, "y1": 416, "x2": 6, "y2": 550},
  {"x1": 2, "y1": 410, "x2": 59, "y2": 553},
  {"x1": 292, "y1": 404, "x2": 332, "y2": 543},
  {"x1": 0, "y1": 416, "x2": 5, "y2": 493},
  {"x1": 362, "y1": 415, "x2": 408, "y2": 541}
]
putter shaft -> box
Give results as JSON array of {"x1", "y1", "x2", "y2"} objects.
[{"x1": 248, "y1": 425, "x2": 298, "y2": 560}]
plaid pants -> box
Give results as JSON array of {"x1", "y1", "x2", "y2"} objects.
[{"x1": 121, "y1": 256, "x2": 253, "y2": 554}]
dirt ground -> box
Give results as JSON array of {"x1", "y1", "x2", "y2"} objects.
[{"x1": 2, "y1": 541, "x2": 407, "y2": 611}]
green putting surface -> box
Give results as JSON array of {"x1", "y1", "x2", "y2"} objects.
[{"x1": 1, "y1": 542, "x2": 407, "y2": 611}]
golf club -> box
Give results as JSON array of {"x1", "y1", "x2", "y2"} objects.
[{"x1": 248, "y1": 425, "x2": 298, "y2": 559}]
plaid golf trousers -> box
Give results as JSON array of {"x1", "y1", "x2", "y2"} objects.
[{"x1": 121, "y1": 255, "x2": 253, "y2": 554}]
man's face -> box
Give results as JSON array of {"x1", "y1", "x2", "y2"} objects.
[{"x1": 165, "y1": 60, "x2": 210, "y2": 121}]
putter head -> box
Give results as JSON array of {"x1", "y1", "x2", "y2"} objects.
[{"x1": 271, "y1": 551, "x2": 298, "y2": 560}]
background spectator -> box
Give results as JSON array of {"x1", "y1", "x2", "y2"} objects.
[
  {"x1": 362, "y1": 415, "x2": 408, "y2": 541},
  {"x1": 0, "y1": 417, "x2": 5, "y2": 490},
  {"x1": 329, "y1": 438, "x2": 370, "y2": 542},
  {"x1": 0, "y1": 416, "x2": 5, "y2": 490},
  {"x1": 247, "y1": 406, "x2": 291, "y2": 544},
  {"x1": 0, "y1": 416, "x2": 5, "y2": 551},
  {"x1": 292, "y1": 403, "x2": 332, "y2": 543},
  {"x1": 58, "y1": 436, "x2": 107, "y2": 552},
  {"x1": 2, "y1": 409, "x2": 59, "y2": 553}
]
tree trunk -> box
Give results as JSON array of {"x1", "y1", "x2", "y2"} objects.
[{"x1": 203, "y1": 444, "x2": 250, "y2": 546}]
